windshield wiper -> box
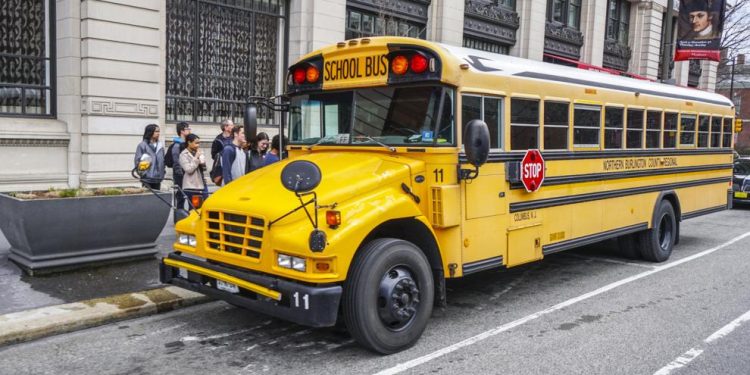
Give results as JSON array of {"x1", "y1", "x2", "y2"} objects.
[
  {"x1": 306, "y1": 136, "x2": 335, "y2": 150},
  {"x1": 355, "y1": 134, "x2": 396, "y2": 152}
]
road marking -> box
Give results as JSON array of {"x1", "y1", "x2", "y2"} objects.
[
  {"x1": 374, "y1": 231, "x2": 750, "y2": 375},
  {"x1": 561, "y1": 252, "x2": 657, "y2": 269},
  {"x1": 653, "y1": 308, "x2": 750, "y2": 375}
]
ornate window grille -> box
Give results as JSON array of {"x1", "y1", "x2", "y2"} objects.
[
  {"x1": 687, "y1": 60, "x2": 702, "y2": 87},
  {"x1": 544, "y1": 0, "x2": 583, "y2": 62},
  {"x1": 166, "y1": 0, "x2": 286, "y2": 124},
  {"x1": 603, "y1": 0, "x2": 631, "y2": 72},
  {"x1": 463, "y1": 0, "x2": 519, "y2": 55},
  {"x1": 0, "y1": 0, "x2": 55, "y2": 117},
  {"x1": 345, "y1": 0, "x2": 430, "y2": 40}
]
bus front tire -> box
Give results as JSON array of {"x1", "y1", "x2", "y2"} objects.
[
  {"x1": 639, "y1": 200, "x2": 677, "y2": 262},
  {"x1": 343, "y1": 238, "x2": 434, "y2": 354}
]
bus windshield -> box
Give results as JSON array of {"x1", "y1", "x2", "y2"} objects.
[{"x1": 288, "y1": 85, "x2": 454, "y2": 146}]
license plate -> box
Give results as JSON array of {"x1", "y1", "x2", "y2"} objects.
[
  {"x1": 216, "y1": 280, "x2": 239, "y2": 294},
  {"x1": 178, "y1": 267, "x2": 188, "y2": 279},
  {"x1": 735, "y1": 192, "x2": 748, "y2": 199}
]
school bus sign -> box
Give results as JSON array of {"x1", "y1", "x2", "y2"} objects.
[{"x1": 521, "y1": 149, "x2": 545, "y2": 193}]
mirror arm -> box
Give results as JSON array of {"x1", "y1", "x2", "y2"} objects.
[{"x1": 458, "y1": 165, "x2": 480, "y2": 181}]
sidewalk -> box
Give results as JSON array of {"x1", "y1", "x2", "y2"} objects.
[{"x1": 0, "y1": 215, "x2": 182, "y2": 316}]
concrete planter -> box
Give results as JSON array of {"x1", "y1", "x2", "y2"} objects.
[{"x1": 0, "y1": 192, "x2": 170, "y2": 275}]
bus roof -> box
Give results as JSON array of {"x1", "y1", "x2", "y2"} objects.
[
  {"x1": 295, "y1": 37, "x2": 733, "y2": 108},
  {"x1": 435, "y1": 42, "x2": 733, "y2": 108}
]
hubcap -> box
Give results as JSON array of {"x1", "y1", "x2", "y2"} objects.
[{"x1": 377, "y1": 266, "x2": 420, "y2": 330}]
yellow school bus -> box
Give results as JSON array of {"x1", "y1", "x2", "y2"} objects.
[{"x1": 160, "y1": 37, "x2": 735, "y2": 354}]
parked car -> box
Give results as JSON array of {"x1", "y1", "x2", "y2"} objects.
[{"x1": 733, "y1": 157, "x2": 750, "y2": 204}]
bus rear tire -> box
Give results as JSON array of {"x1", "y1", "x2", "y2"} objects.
[
  {"x1": 639, "y1": 200, "x2": 677, "y2": 262},
  {"x1": 343, "y1": 238, "x2": 434, "y2": 354}
]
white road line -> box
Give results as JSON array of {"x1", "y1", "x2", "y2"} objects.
[
  {"x1": 653, "y1": 308, "x2": 750, "y2": 375},
  {"x1": 703, "y1": 309, "x2": 750, "y2": 343},
  {"x1": 561, "y1": 252, "x2": 657, "y2": 269},
  {"x1": 374, "y1": 231, "x2": 750, "y2": 375}
]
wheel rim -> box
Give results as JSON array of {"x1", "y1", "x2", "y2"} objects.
[
  {"x1": 658, "y1": 214, "x2": 673, "y2": 250},
  {"x1": 377, "y1": 266, "x2": 420, "y2": 331}
]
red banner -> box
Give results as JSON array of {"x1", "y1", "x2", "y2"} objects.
[{"x1": 675, "y1": 0, "x2": 725, "y2": 62}]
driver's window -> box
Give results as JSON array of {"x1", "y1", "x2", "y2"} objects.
[{"x1": 461, "y1": 94, "x2": 503, "y2": 150}]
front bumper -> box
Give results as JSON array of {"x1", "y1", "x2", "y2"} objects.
[{"x1": 160, "y1": 253, "x2": 341, "y2": 327}]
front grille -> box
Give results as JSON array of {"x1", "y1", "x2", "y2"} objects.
[{"x1": 205, "y1": 211, "x2": 265, "y2": 259}]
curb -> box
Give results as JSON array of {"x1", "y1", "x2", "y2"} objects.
[{"x1": 0, "y1": 286, "x2": 210, "y2": 347}]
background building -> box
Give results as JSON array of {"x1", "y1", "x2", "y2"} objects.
[
  {"x1": 716, "y1": 54, "x2": 749, "y2": 154},
  {"x1": 0, "y1": 0, "x2": 721, "y2": 191}
]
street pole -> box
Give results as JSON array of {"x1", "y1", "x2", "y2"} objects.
[
  {"x1": 729, "y1": 56, "x2": 736, "y2": 112},
  {"x1": 661, "y1": 0, "x2": 674, "y2": 82}
]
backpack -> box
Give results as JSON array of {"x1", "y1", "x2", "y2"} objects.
[
  {"x1": 209, "y1": 139, "x2": 226, "y2": 185},
  {"x1": 165, "y1": 141, "x2": 185, "y2": 168},
  {"x1": 210, "y1": 154, "x2": 223, "y2": 185}
]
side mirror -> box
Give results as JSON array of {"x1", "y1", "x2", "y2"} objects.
[
  {"x1": 280, "y1": 160, "x2": 322, "y2": 193},
  {"x1": 463, "y1": 119, "x2": 490, "y2": 168},
  {"x1": 244, "y1": 104, "x2": 258, "y2": 140}
]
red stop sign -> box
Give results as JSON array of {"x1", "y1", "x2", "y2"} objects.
[{"x1": 521, "y1": 149, "x2": 545, "y2": 192}]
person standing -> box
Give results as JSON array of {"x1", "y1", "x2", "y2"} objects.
[
  {"x1": 247, "y1": 132, "x2": 270, "y2": 172},
  {"x1": 134, "y1": 124, "x2": 165, "y2": 190},
  {"x1": 209, "y1": 119, "x2": 235, "y2": 185},
  {"x1": 263, "y1": 134, "x2": 287, "y2": 166},
  {"x1": 169, "y1": 122, "x2": 191, "y2": 209},
  {"x1": 179, "y1": 133, "x2": 208, "y2": 210},
  {"x1": 221, "y1": 125, "x2": 247, "y2": 185}
]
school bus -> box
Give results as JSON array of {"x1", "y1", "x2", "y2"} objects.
[{"x1": 160, "y1": 37, "x2": 735, "y2": 354}]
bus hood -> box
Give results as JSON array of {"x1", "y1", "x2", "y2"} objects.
[{"x1": 203, "y1": 151, "x2": 423, "y2": 222}]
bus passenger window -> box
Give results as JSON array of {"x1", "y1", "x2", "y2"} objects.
[
  {"x1": 646, "y1": 111, "x2": 662, "y2": 148},
  {"x1": 604, "y1": 106, "x2": 624, "y2": 149},
  {"x1": 710, "y1": 116, "x2": 722, "y2": 148},
  {"x1": 663, "y1": 112, "x2": 678, "y2": 148},
  {"x1": 626, "y1": 109, "x2": 644, "y2": 149},
  {"x1": 543, "y1": 101, "x2": 569, "y2": 150},
  {"x1": 573, "y1": 104, "x2": 601, "y2": 148},
  {"x1": 697, "y1": 115, "x2": 709, "y2": 148},
  {"x1": 679, "y1": 114, "x2": 696, "y2": 146},
  {"x1": 484, "y1": 97, "x2": 502, "y2": 149},
  {"x1": 723, "y1": 117, "x2": 733, "y2": 147},
  {"x1": 511, "y1": 98, "x2": 539, "y2": 150},
  {"x1": 461, "y1": 94, "x2": 502, "y2": 149}
]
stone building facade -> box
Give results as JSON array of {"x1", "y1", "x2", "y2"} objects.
[
  {"x1": 0, "y1": 0, "x2": 721, "y2": 191},
  {"x1": 716, "y1": 55, "x2": 750, "y2": 154}
]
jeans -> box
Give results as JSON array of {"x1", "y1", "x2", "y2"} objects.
[{"x1": 173, "y1": 173, "x2": 185, "y2": 210}]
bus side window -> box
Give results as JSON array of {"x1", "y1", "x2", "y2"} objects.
[
  {"x1": 679, "y1": 114, "x2": 696, "y2": 146},
  {"x1": 710, "y1": 116, "x2": 722, "y2": 148},
  {"x1": 461, "y1": 94, "x2": 502, "y2": 149},
  {"x1": 626, "y1": 108, "x2": 644, "y2": 149},
  {"x1": 723, "y1": 117, "x2": 733, "y2": 147},
  {"x1": 604, "y1": 106, "x2": 624, "y2": 149},
  {"x1": 663, "y1": 112, "x2": 678, "y2": 148},
  {"x1": 646, "y1": 110, "x2": 662, "y2": 148},
  {"x1": 510, "y1": 98, "x2": 539, "y2": 150},
  {"x1": 573, "y1": 104, "x2": 601, "y2": 148},
  {"x1": 697, "y1": 115, "x2": 709, "y2": 148},
  {"x1": 543, "y1": 101, "x2": 569, "y2": 150}
]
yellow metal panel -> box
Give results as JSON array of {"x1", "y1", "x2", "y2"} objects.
[
  {"x1": 465, "y1": 172, "x2": 506, "y2": 219},
  {"x1": 506, "y1": 223, "x2": 542, "y2": 267},
  {"x1": 430, "y1": 185, "x2": 461, "y2": 228}
]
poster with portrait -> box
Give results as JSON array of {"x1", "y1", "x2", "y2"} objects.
[{"x1": 675, "y1": 0, "x2": 726, "y2": 61}]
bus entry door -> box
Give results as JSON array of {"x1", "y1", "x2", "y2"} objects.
[{"x1": 461, "y1": 164, "x2": 507, "y2": 275}]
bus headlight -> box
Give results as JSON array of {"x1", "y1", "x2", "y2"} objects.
[
  {"x1": 291, "y1": 257, "x2": 306, "y2": 272},
  {"x1": 277, "y1": 253, "x2": 306, "y2": 272},
  {"x1": 178, "y1": 233, "x2": 196, "y2": 247}
]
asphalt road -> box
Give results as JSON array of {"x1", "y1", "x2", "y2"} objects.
[{"x1": 1, "y1": 207, "x2": 749, "y2": 375}]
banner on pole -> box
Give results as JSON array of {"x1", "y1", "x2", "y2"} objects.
[{"x1": 675, "y1": 0, "x2": 726, "y2": 62}]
